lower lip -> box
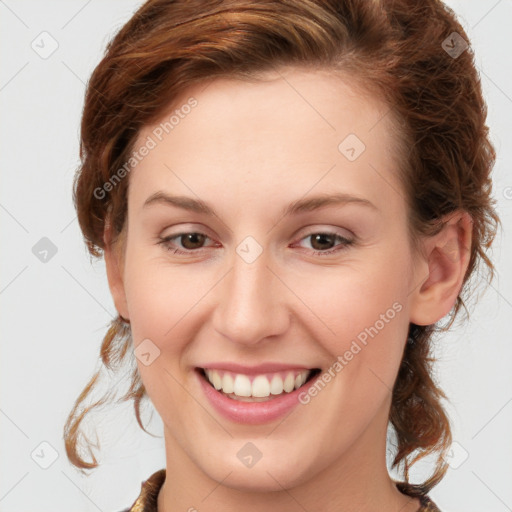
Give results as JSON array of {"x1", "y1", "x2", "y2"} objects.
[{"x1": 196, "y1": 369, "x2": 320, "y2": 425}]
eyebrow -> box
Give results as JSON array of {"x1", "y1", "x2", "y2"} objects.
[{"x1": 142, "y1": 191, "x2": 378, "y2": 217}]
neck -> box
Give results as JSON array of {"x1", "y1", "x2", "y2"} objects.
[{"x1": 157, "y1": 401, "x2": 421, "y2": 512}]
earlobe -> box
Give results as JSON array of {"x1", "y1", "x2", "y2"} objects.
[
  {"x1": 103, "y1": 217, "x2": 130, "y2": 321},
  {"x1": 409, "y1": 210, "x2": 473, "y2": 326}
]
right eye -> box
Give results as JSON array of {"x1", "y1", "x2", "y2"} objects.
[{"x1": 158, "y1": 232, "x2": 216, "y2": 254}]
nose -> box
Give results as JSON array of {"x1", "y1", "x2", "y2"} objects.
[{"x1": 211, "y1": 246, "x2": 290, "y2": 347}]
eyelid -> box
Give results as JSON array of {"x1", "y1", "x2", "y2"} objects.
[
  {"x1": 160, "y1": 223, "x2": 217, "y2": 240},
  {"x1": 159, "y1": 231, "x2": 218, "y2": 250},
  {"x1": 294, "y1": 224, "x2": 354, "y2": 239}
]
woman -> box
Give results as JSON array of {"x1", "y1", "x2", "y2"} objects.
[{"x1": 64, "y1": 1, "x2": 500, "y2": 510}]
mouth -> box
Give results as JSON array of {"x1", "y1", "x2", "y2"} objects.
[{"x1": 196, "y1": 367, "x2": 322, "y2": 403}]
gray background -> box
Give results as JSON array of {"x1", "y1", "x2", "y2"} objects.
[{"x1": 1, "y1": 1, "x2": 511, "y2": 511}]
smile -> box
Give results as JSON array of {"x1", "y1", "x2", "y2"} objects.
[
  {"x1": 201, "y1": 368, "x2": 320, "y2": 401},
  {"x1": 195, "y1": 365, "x2": 323, "y2": 427}
]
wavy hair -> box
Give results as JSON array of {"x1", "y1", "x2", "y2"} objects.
[{"x1": 64, "y1": 0, "x2": 500, "y2": 495}]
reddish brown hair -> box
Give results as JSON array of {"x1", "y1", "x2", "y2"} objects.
[{"x1": 65, "y1": 0, "x2": 500, "y2": 495}]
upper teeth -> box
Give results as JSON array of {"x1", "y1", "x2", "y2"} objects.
[{"x1": 204, "y1": 369, "x2": 311, "y2": 398}]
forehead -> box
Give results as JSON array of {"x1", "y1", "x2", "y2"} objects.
[{"x1": 128, "y1": 67, "x2": 406, "y2": 219}]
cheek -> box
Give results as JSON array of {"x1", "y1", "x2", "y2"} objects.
[
  {"x1": 124, "y1": 254, "x2": 199, "y2": 422},
  {"x1": 292, "y1": 252, "x2": 410, "y2": 392},
  {"x1": 297, "y1": 258, "x2": 408, "y2": 340},
  {"x1": 123, "y1": 247, "x2": 208, "y2": 334}
]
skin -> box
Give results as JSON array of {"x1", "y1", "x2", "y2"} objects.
[{"x1": 104, "y1": 67, "x2": 472, "y2": 512}]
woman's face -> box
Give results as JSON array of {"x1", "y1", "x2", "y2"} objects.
[{"x1": 108, "y1": 67, "x2": 430, "y2": 490}]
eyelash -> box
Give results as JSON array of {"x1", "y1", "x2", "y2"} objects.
[{"x1": 157, "y1": 230, "x2": 355, "y2": 256}]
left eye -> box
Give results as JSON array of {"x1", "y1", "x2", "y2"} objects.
[
  {"x1": 295, "y1": 232, "x2": 354, "y2": 255},
  {"x1": 157, "y1": 231, "x2": 354, "y2": 256}
]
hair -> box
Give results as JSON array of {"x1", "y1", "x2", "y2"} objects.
[{"x1": 64, "y1": 0, "x2": 500, "y2": 497}]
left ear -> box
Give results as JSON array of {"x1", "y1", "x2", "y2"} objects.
[{"x1": 409, "y1": 210, "x2": 473, "y2": 326}]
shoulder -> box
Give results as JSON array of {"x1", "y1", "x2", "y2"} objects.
[{"x1": 117, "y1": 468, "x2": 166, "y2": 512}]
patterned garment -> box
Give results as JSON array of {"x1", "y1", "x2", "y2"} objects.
[{"x1": 120, "y1": 469, "x2": 441, "y2": 511}]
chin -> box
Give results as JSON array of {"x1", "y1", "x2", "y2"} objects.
[
  {"x1": 217, "y1": 469, "x2": 304, "y2": 493},
  {"x1": 200, "y1": 451, "x2": 315, "y2": 493}
]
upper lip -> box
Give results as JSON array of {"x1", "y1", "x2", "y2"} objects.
[{"x1": 198, "y1": 362, "x2": 318, "y2": 375}]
